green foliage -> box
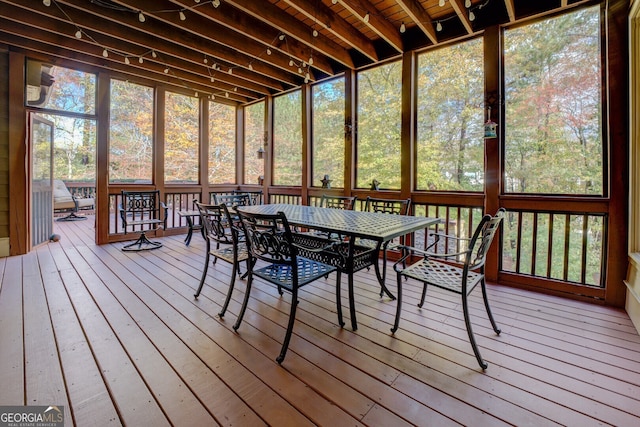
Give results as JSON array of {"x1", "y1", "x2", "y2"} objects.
[
  {"x1": 165, "y1": 92, "x2": 199, "y2": 183},
  {"x1": 244, "y1": 101, "x2": 265, "y2": 184},
  {"x1": 312, "y1": 78, "x2": 345, "y2": 188},
  {"x1": 504, "y1": 6, "x2": 603, "y2": 195},
  {"x1": 416, "y1": 38, "x2": 485, "y2": 192},
  {"x1": 273, "y1": 91, "x2": 302, "y2": 186},
  {"x1": 356, "y1": 62, "x2": 402, "y2": 189},
  {"x1": 208, "y1": 102, "x2": 236, "y2": 184}
]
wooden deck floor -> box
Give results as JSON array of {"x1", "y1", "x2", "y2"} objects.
[{"x1": 1, "y1": 216, "x2": 639, "y2": 426}]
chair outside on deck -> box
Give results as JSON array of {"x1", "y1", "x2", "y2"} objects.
[
  {"x1": 53, "y1": 179, "x2": 94, "y2": 221},
  {"x1": 235, "y1": 209, "x2": 339, "y2": 364},
  {"x1": 319, "y1": 194, "x2": 357, "y2": 210},
  {"x1": 119, "y1": 190, "x2": 167, "y2": 251},
  {"x1": 213, "y1": 193, "x2": 253, "y2": 208},
  {"x1": 391, "y1": 208, "x2": 506, "y2": 370},
  {"x1": 194, "y1": 202, "x2": 251, "y2": 319},
  {"x1": 358, "y1": 196, "x2": 412, "y2": 298}
]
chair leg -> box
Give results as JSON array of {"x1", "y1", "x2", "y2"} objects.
[
  {"x1": 391, "y1": 271, "x2": 404, "y2": 333},
  {"x1": 462, "y1": 292, "x2": 488, "y2": 370},
  {"x1": 276, "y1": 290, "x2": 299, "y2": 364},
  {"x1": 233, "y1": 274, "x2": 253, "y2": 331},
  {"x1": 219, "y1": 261, "x2": 238, "y2": 318},
  {"x1": 480, "y1": 278, "x2": 501, "y2": 334},
  {"x1": 335, "y1": 271, "x2": 344, "y2": 327},
  {"x1": 418, "y1": 283, "x2": 428, "y2": 308},
  {"x1": 194, "y1": 250, "x2": 211, "y2": 298}
]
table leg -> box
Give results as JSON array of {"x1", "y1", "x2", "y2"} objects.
[{"x1": 184, "y1": 216, "x2": 194, "y2": 246}]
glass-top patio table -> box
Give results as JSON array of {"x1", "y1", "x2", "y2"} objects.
[{"x1": 238, "y1": 203, "x2": 440, "y2": 330}]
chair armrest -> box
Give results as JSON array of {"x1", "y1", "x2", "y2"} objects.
[{"x1": 392, "y1": 244, "x2": 469, "y2": 272}]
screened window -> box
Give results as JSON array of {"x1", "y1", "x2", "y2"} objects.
[
  {"x1": 26, "y1": 60, "x2": 96, "y2": 114},
  {"x1": 208, "y1": 101, "x2": 236, "y2": 184},
  {"x1": 109, "y1": 80, "x2": 153, "y2": 183},
  {"x1": 244, "y1": 101, "x2": 265, "y2": 184},
  {"x1": 504, "y1": 6, "x2": 603, "y2": 195},
  {"x1": 273, "y1": 91, "x2": 302, "y2": 186},
  {"x1": 165, "y1": 92, "x2": 199, "y2": 184},
  {"x1": 312, "y1": 77, "x2": 345, "y2": 188},
  {"x1": 356, "y1": 61, "x2": 402, "y2": 189},
  {"x1": 416, "y1": 39, "x2": 484, "y2": 191}
]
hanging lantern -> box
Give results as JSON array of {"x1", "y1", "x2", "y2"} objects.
[{"x1": 257, "y1": 146, "x2": 265, "y2": 159}]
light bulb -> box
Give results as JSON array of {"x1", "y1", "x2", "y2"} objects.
[
  {"x1": 203, "y1": 57, "x2": 208, "y2": 63},
  {"x1": 43, "y1": 0, "x2": 51, "y2": 6},
  {"x1": 248, "y1": 63, "x2": 253, "y2": 70},
  {"x1": 233, "y1": 87, "x2": 238, "y2": 92},
  {"x1": 400, "y1": 22, "x2": 405, "y2": 33},
  {"x1": 225, "y1": 92, "x2": 229, "y2": 98},
  {"x1": 465, "y1": 0, "x2": 471, "y2": 8},
  {"x1": 228, "y1": 68, "x2": 232, "y2": 74},
  {"x1": 195, "y1": 92, "x2": 198, "y2": 97},
  {"x1": 210, "y1": 76, "x2": 215, "y2": 82},
  {"x1": 331, "y1": 0, "x2": 338, "y2": 4},
  {"x1": 164, "y1": 67, "x2": 169, "y2": 73},
  {"x1": 211, "y1": 94, "x2": 215, "y2": 100},
  {"x1": 212, "y1": 0, "x2": 220, "y2": 8},
  {"x1": 124, "y1": 57, "x2": 130, "y2": 65},
  {"x1": 436, "y1": 22, "x2": 442, "y2": 31},
  {"x1": 75, "y1": 30, "x2": 82, "y2": 39},
  {"x1": 138, "y1": 12, "x2": 145, "y2": 22},
  {"x1": 138, "y1": 56, "x2": 144, "y2": 63},
  {"x1": 298, "y1": 67, "x2": 302, "y2": 73},
  {"x1": 151, "y1": 50, "x2": 157, "y2": 58},
  {"x1": 289, "y1": 59, "x2": 294, "y2": 66},
  {"x1": 312, "y1": 29, "x2": 318, "y2": 37},
  {"x1": 439, "y1": 0, "x2": 445, "y2": 6},
  {"x1": 179, "y1": 11, "x2": 186, "y2": 21},
  {"x1": 195, "y1": 0, "x2": 200, "y2": 3},
  {"x1": 304, "y1": 75, "x2": 309, "y2": 84},
  {"x1": 102, "y1": 49, "x2": 109, "y2": 58},
  {"x1": 469, "y1": 11, "x2": 475, "y2": 21},
  {"x1": 308, "y1": 57, "x2": 313, "y2": 65},
  {"x1": 266, "y1": 48, "x2": 271, "y2": 55},
  {"x1": 279, "y1": 34, "x2": 285, "y2": 41},
  {"x1": 363, "y1": 12, "x2": 370, "y2": 23}
]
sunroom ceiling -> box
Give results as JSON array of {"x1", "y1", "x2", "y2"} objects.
[{"x1": 0, "y1": 0, "x2": 590, "y2": 105}]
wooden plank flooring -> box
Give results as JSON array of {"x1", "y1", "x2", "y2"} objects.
[{"x1": 1, "y1": 216, "x2": 639, "y2": 426}]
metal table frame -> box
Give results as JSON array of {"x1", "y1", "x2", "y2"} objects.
[{"x1": 238, "y1": 204, "x2": 439, "y2": 330}]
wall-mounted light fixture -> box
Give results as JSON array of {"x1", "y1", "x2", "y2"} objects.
[{"x1": 257, "y1": 146, "x2": 265, "y2": 159}]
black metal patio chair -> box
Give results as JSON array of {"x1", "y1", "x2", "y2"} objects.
[
  {"x1": 194, "y1": 202, "x2": 252, "y2": 319},
  {"x1": 391, "y1": 208, "x2": 506, "y2": 370},
  {"x1": 235, "y1": 209, "x2": 339, "y2": 364}
]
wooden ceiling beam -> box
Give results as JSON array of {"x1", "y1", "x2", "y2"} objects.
[
  {"x1": 449, "y1": 0, "x2": 474, "y2": 34},
  {"x1": 0, "y1": 30, "x2": 250, "y2": 103},
  {"x1": 503, "y1": 0, "x2": 516, "y2": 22},
  {"x1": 334, "y1": 0, "x2": 404, "y2": 53},
  {"x1": 0, "y1": 5, "x2": 260, "y2": 100},
  {"x1": 223, "y1": 0, "x2": 356, "y2": 69},
  {"x1": 394, "y1": 0, "x2": 438, "y2": 44},
  {"x1": 167, "y1": 0, "x2": 336, "y2": 76},
  {"x1": 281, "y1": 0, "x2": 379, "y2": 62},
  {"x1": 50, "y1": 0, "x2": 298, "y2": 89}
]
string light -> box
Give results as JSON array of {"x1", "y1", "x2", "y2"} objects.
[
  {"x1": 138, "y1": 56, "x2": 144, "y2": 63},
  {"x1": 469, "y1": 11, "x2": 475, "y2": 21},
  {"x1": 75, "y1": 29, "x2": 82, "y2": 39},
  {"x1": 308, "y1": 57, "x2": 313, "y2": 65},
  {"x1": 210, "y1": 76, "x2": 215, "y2": 82},
  {"x1": 363, "y1": 12, "x2": 370, "y2": 23},
  {"x1": 439, "y1": 0, "x2": 446, "y2": 6},
  {"x1": 228, "y1": 68, "x2": 232, "y2": 74},
  {"x1": 279, "y1": 34, "x2": 285, "y2": 41},
  {"x1": 212, "y1": 0, "x2": 220, "y2": 7},
  {"x1": 266, "y1": 48, "x2": 272, "y2": 55},
  {"x1": 331, "y1": 0, "x2": 338, "y2": 4},
  {"x1": 400, "y1": 22, "x2": 405, "y2": 33},
  {"x1": 164, "y1": 67, "x2": 170, "y2": 73},
  {"x1": 289, "y1": 59, "x2": 295, "y2": 66},
  {"x1": 465, "y1": 0, "x2": 471, "y2": 8},
  {"x1": 102, "y1": 49, "x2": 109, "y2": 58},
  {"x1": 43, "y1": 0, "x2": 51, "y2": 6},
  {"x1": 312, "y1": 29, "x2": 318, "y2": 37},
  {"x1": 124, "y1": 57, "x2": 130, "y2": 65},
  {"x1": 436, "y1": 22, "x2": 442, "y2": 31},
  {"x1": 248, "y1": 63, "x2": 253, "y2": 70},
  {"x1": 138, "y1": 12, "x2": 145, "y2": 22},
  {"x1": 151, "y1": 51, "x2": 157, "y2": 58},
  {"x1": 179, "y1": 10, "x2": 186, "y2": 21}
]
